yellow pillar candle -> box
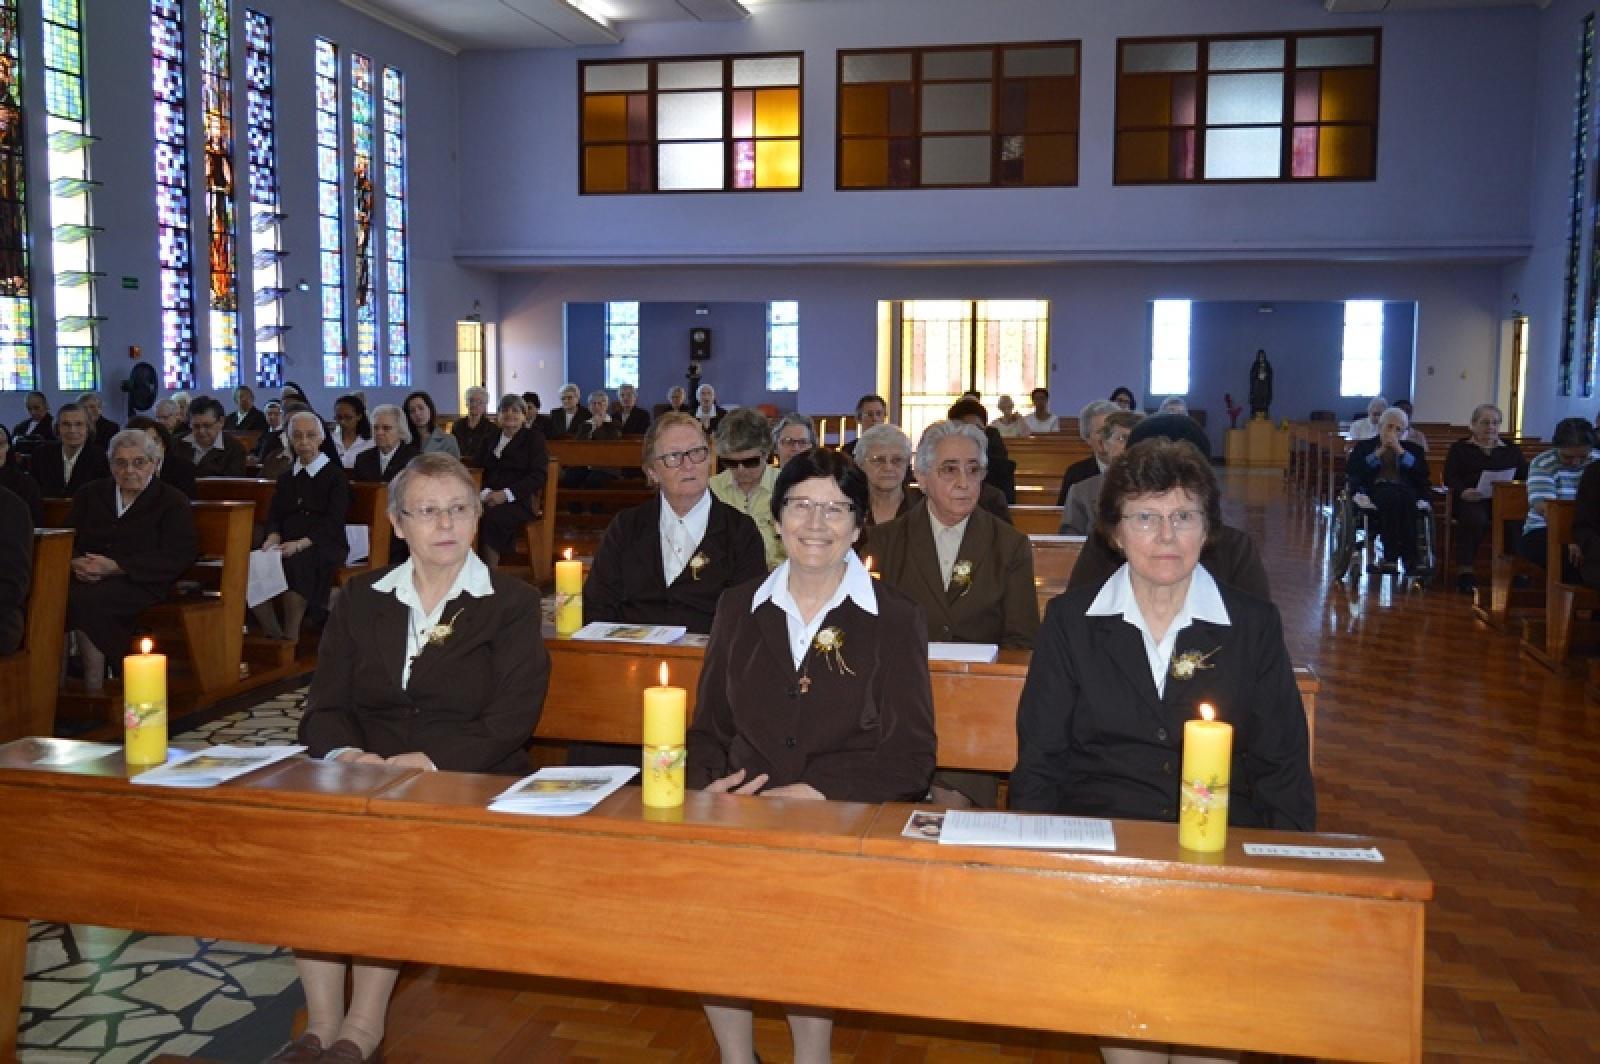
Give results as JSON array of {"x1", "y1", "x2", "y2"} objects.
[
  {"x1": 555, "y1": 548, "x2": 584, "y2": 636},
  {"x1": 1178, "y1": 702, "x2": 1233, "y2": 852},
  {"x1": 642, "y1": 662, "x2": 687, "y2": 808},
  {"x1": 123, "y1": 638, "x2": 168, "y2": 766}
]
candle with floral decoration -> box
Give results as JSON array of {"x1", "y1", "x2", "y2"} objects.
[
  {"x1": 1178, "y1": 701, "x2": 1232, "y2": 852},
  {"x1": 555, "y1": 548, "x2": 583, "y2": 636},
  {"x1": 123, "y1": 638, "x2": 168, "y2": 766},
  {"x1": 642, "y1": 662, "x2": 686, "y2": 808}
]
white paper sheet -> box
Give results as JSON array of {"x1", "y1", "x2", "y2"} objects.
[
  {"x1": 345, "y1": 524, "x2": 370, "y2": 566},
  {"x1": 571, "y1": 621, "x2": 688, "y2": 645},
  {"x1": 489, "y1": 765, "x2": 639, "y2": 816},
  {"x1": 928, "y1": 642, "x2": 1000, "y2": 663},
  {"x1": 937, "y1": 810, "x2": 1117, "y2": 852},
  {"x1": 1242, "y1": 843, "x2": 1384, "y2": 862},
  {"x1": 1473, "y1": 467, "x2": 1517, "y2": 496},
  {"x1": 129, "y1": 744, "x2": 306, "y2": 788},
  {"x1": 246, "y1": 548, "x2": 289, "y2": 608}
]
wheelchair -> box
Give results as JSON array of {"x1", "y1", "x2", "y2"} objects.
[{"x1": 1329, "y1": 485, "x2": 1435, "y2": 583}]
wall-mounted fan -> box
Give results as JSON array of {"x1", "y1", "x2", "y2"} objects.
[{"x1": 122, "y1": 361, "x2": 158, "y2": 422}]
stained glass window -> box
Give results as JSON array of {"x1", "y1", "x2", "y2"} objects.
[
  {"x1": 896, "y1": 300, "x2": 1048, "y2": 445},
  {"x1": 0, "y1": 0, "x2": 32, "y2": 391},
  {"x1": 244, "y1": 9, "x2": 283, "y2": 388},
  {"x1": 1567, "y1": 17, "x2": 1596, "y2": 398},
  {"x1": 351, "y1": 52, "x2": 376, "y2": 387},
  {"x1": 151, "y1": 0, "x2": 196, "y2": 390},
  {"x1": 580, "y1": 54, "x2": 802, "y2": 194},
  {"x1": 604, "y1": 301, "x2": 638, "y2": 389},
  {"x1": 838, "y1": 43, "x2": 1079, "y2": 190},
  {"x1": 1149, "y1": 300, "x2": 1192, "y2": 396},
  {"x1": 1340, "y1": 300, "x2": 1384, "y2": 397},
  {"x1": 1115, "y1": 30, "x2": 1380, "y2": 184},
  {"x1": 43, "y1": 0, "x2": 98, "y2": 391},
  {"x1": 766, "y1": 301, "x2": 799, "y2": 392},
  {"x1": 382, "y1": 66, "x2": 408, "y2": 386},
  {"x1": 315, "y1": 38, "x2": 346, "y2": 387},
  {"x1": 200, "y1": 0, "x2": 239, "y2": 389}
]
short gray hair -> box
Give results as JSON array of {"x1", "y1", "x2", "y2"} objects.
[
  {"x1": 154, "y1": 399, "x2": 178, "y2": 418},
  {"x1": 559, "y1": 382, "x2": 580, "y2": 399},
  {"x1": 388, "y1": 453, "x2": 483, "y2": 522},
  {"x1": 1157, "y1": 396, "x2": 1189, "y2": 416},
  {"x1": 370, "y1": 403, "x2": 412, "y2": 444},
  {"x1": 1470, "y1": 403, "x2": 1502, "y2": 423},
  {"x1": 856, "y1": 422, "x2": 911, "y2": 459},
  {"x1": 1078, "y1": 399, "x2": 1120, "y2": 440},
  {"x1": 287, "y1": 410, "x2": 326, "y2": 441},
  {"x1": 464, "y1": 385, "x2": 489, "y2": 404},
  {"x1": 109, "y1": 428, "x2": 162, "y2": 463},
  {"x1": 586, "y1": 389, "x2": 610, "y2": 406},
  {"x1": 1378, "y1": 407, "x2": 1409, "y2": 431},
  {"x1": 772, "y1": 413, "x2": 816, "y2": 447},
  {"x1": 1367, "y1": 396, "x2": 1388, "y2": 415},
  {"x1": 914, "y1": 420, "x2": 988, "y2": 475},
  {"x1": 77, "y1": 391, "x2": 102, "y2": 406},
  {"x1": 498, "y1": 393, "x2": 527, "y2": 416},
  {"x1": 715, "y1": 406, "x2": 772, "y2": 456}
]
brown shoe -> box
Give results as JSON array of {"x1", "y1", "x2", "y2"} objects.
[
  {"x1": 323, "y1": 1039, "x2": 383, "y2": 1063},
  {"x1": 265, "y1": 1033, "x2": 325, "y2": 1062}
]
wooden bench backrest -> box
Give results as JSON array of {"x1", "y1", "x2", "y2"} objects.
[
  {"x1": 1491, "y1": 480, "x2": 1530, "y2": 556},
  {"x1": 522, "y1": 458, "x2": 560, "y2": 583},
  {"x1": 1012, "y1": 505, "x2": 1064, "y2": 535},
  {"x1": 193, "y1": 476, "x2": 277, "y2": 516},
  {"x1": 346, "y1": 482, "x2": 391, "y2": 572},
  {"x1": 548, "y1": 438, "x2": 646, "y2": 469},
  {"x1": 224, "y1": 429, "x2": 261, "y2": 453},
  {"x1": 0, "y1": 529, "x2": 74, "y2": 741},
  {"x1": 41, "y1": 497, "x2": 69, "y2": 527}
]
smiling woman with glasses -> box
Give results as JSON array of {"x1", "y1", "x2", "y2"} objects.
[
  {"x1": 583, "y1": 411, "x2": 766, "y2": 634},
  {"x1": 711, "y1": 407, "x2": 785, "y2": 569}
]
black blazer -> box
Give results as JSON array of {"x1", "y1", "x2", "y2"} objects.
[
  {"x1": 686, "y1": 577, "x2": 936, "y2": 802},
  {"x1": 1068, "y1": 524, "x2": 1271, "y2": 603},
  {"x1": 30, "y1": 442, "x2": 109, "y2": 498},
  {"x1": 612, "y1": 406, "x2": 651, "y2": 436},
  {"x1": 0, "y1": 485, "x2": 29, "y2": 654},
  {"x1": 224, "y1": 408, "x2": 269, "y2": 433},
  {"x1": 1055, "y1": 455, "x2": 1101, "y2": 507},
  {"x1": 1575, "y1": 462, "x2": 1600, "y2": 588},
  {"x1": 353, "y1": 441, "x2": 419, "y2": 484},
  {"x1": 159, "y1": 452, "x2": 198, "y2": 499},
  {"x1": 451, "y1": 416, "x2": 498, "y2": 461},
  {"x1": 547, "y1": 406, "x2": 591, "y2": 439},
  {"x1": 477, "y1": 427, "x2": 549, "y2": 503},
  {"x1": 1347, "y1": 438, "x2": 1430, "y2": 497},
  {"x1": 1012, "y1": 579, "x2": 1316, "y2": 831},
  {"x1": 11, "y1": 414, "x2": 52, "y2": 442},
  {"x1": 0, "y1": 462, "x2": 43, "y2": 525},
  {"x1": 92, "y1": 416, "x2": 120, "y2": 451},
  {"x1": 583, "y1": 493, "x2": 767, "y2": 634},
  {"x1": 191, "y1": 437, "x2": 249, "y2": 479},
  {"x1": 300, "y1": 568, "x2": 549, "y2": 774},
  {"x1": 575, "y1": 420, "x2": 620, "y2": 442}
]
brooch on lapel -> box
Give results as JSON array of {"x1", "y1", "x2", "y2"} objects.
[
  {"x1": 812, "y1": 626, "x2": 855, "y2": 676},
  {"x1": 688, "y1": 551, "x2": 709, "y2": 581},
  {"x1": 1170, "y1": 647, "x2": 1218, "y2": 682},
  {"x1": 950, "y1": 559, "x2": 973, "y2": 595},
  {"x1": 424, "y1": 608, "x2": 465, "y2": 649}
]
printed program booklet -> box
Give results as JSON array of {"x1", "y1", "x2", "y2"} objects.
[
  {"x1": 570, "y1": 622, "x2": 688, "y2": 645},
  {"x1": 937, "y1": 810, "x2": 1117, "y2": 852},
  {"x1": 129, "y1": 745, "x2": 306, "y2": 788},
  {"x1": 489, "y1": 765, "x2": 639, "y2": 816}
]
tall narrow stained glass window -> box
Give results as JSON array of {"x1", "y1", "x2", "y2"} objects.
[
  {"x1": 315, "y1": 38, "x2": 346, "y2": 387},
  {"x1": 382, "y1": 66, "x2": 408, "y2": 386},
  {"x1": 351, "y1": 52, "x2": 376, "y2": 387},
  {"x1": 895, "y1": 300, "x2": 1049, "y2": 445},
  {"x1": 766, "y1": 301, "x2": 798, "y2": 391},
  {"x1": 199, "y1": 0, "x2": 240, "y2": 389},
  {"x1": 604, "y1": 301, "x2": 638, "y2": 389},
  {"x1": 1570, "y1": 17, "x2": 1597, "y2": 398},
  {"x1": 244, "y1": 9, "x2": 283, "y2": 388},
  {"x1": 0, "y1": 0, "x2": 32, "y2": 390},
  {"x1": 151, "y1": 0, "x2": 196, "y2": 389},
  {"x1": 1149, "y1": 300, "x2": 1192, "y2": 396},
  {"x1": 1340, "y1": 300, "x2": 1385, "y2": 397},
  {"x1": 43, "y1": 0, "x2": 98, "y2": 392}
]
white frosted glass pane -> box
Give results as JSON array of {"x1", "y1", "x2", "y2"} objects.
[
  {"x1": 585, "y1": 63, "x2": 647, "y2": 92},
  {"x1": 922, "y1": 83, "x2": 992, "y2": 133},
  {"x1": 842, "y1": 52, "x2": 911, "y2": 83},
  {"x1": 1298, "y1": 34, "x2": 1376, "y2": 68},
  {"x1": 1206, "y1": 72, "x2": 1283, "y2": 125},
  {"x1": 657, "y1": 91, "x2": 724, "y2": 140},
  {"x1": 1209, "y1": 39, "x2": 1284, "y2": 71},
  {"x1": 658, "y1": 60, "x2": 723, "y2": 90},
  {"x1": 923, "y1": 50, "x2": 991, "y2": 80},
  {"x1": 658, "y1": 141, "x2": 725, "y2": 190},
  {"x1": 921, "y1": 135, "x2": 991, "y2": 184},
  {"x1": 1122, "y1": 41, "x2": 1198, "y2": 73},
  {"x1": 733, "y1": 56, "x2": 800, "y2": 87},
  {"x1": 1203, "y1": 127, "x2": 1281, "y2": 179},
  {"x1": 1004, "y1": 47, "x2": 1077, "y2": 78}
]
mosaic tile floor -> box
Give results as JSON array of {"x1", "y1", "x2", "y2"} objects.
[{"x1": 19, "y1": 689, "x2": 312, "y2": 1064}]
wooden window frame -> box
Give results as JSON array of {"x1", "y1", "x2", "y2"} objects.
[
  {"x1": 578, "y1": 51, "x2": 804, "y2": 195},
  {"x1": 1113, "y1": 29, "x2": 1382, "y2": 185},
  {"x1": 835, "y1": 40, "x2": 1081, "y2": 191}
]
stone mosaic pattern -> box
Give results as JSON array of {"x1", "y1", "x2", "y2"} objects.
[{"x1": 19, "y1": 688, "x2": 312, "y2": 1063}]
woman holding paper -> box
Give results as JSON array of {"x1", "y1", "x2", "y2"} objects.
[
  {"x1": 1442, "y1": 404, "x2": 1527, "y2": 592},
  {"x1": 251, "y1": 412, "x2": 350, "y2": 644},
  {"x1": 686, "y1": 447, "x2": 936, "y2": 1064},
  {"x1": 277, "y1": 453, "x2": 549, "y2": 1064}
]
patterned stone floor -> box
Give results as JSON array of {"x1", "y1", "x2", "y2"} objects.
[{"x1": 19, "y1": 690, "x2": 311, "y2": 1064}]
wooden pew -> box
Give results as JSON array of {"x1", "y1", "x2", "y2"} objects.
[
  {"x1": 1478, "y1": 480, "x2": 1541, "y2": 630},
  {"x1": 1029, "y1": 534, "x2": 1082, "y2": 617},
  {"x1": 336, "y1": 481, "x2": 391, "y2": 587},
  {"x1": 1011, "y1": 504, "x2": 1063, "y2": 535},
  {"x1": 1521, "y1": 499, "x2": 1599, "y2": 671},
  {"x1": 520, "y1": 457, "x2": 561, "y2": 583},
  {"x1": 193, "y1": 475, "x2": 275, "y2": 518},
  {"x1": 0, "y1": 743, "x2": 1430, "y2": 1063},
  {"x1": 140, "y1": 501, "x2": 253, "y2": 701},
  {"x1": 539, "y1": 640, "x2": 1321, "y2": 771},
  {"x1": 0, "y1": 530, "x2": 74, "y2": 743}
]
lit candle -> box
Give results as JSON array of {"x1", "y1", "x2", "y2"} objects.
[
  {"x1": 555, "y1": 547, "x2": 583, "y2": 636},
  {"x1": 1178, "y1": 701, "x2": 1232, "y2": 852},
  {"x1": 123, "y1": 638, "x2": 168, "y2": 766},
  {"x1": 642, "y1": 662, "x2": 686, "y2": 808}
]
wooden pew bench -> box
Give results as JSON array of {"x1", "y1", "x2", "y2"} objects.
[
  {"x1": 0, "y1": 530, "x2": 74, "y2": 743},
  {"x1": 0, "y1": 742, "x2": 1429, "y2": 1063},
  {"x1": 1478, "y1": 480, "x2": 1541, "y2": 630},
  {"x1": 1520, "y1": 499, "x2": 1599, "y2": 671}
]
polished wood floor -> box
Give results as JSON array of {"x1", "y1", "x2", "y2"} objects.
[{"x1": 341, "y1": 472, "x2": 1598, "y2": 1062}]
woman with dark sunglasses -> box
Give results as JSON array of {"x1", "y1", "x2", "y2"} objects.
[{"x1": 710, "y1": 406, "x2": 784, "y2": 570}]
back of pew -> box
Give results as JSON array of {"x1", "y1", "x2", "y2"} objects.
[
  {"x1": 1481, "y1": 480, "x2": 1536, "y2": 629},
  {"x1": 193, "y1": 476, "x2": 276, "y2": 517},
  {"x1": 141, "y1": 501, "x2": 253, "y2": 699},
  {"x1": 1012, "y1": 505, "x2": 1063, "y2": 535},
  {"x1": 521, "y1": 458, "x2": 560, "y2": 584},
  {"x1": 0, "y1": 529, "x2": 74, "y2": 742},
  {"x1": 1030, "y1": 535, "x2": 1081, "y2": 617},
  {"x1": 1522, "y1": 499, "x2": 1599, "y2": 670},
  {"x1": 337, "y1": 481, "x2": 391, "y2": 587}
]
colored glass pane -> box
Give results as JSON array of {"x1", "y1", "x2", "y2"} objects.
[
  {"x1": 754, "y1": 87, "x2": 799, "y2": 138},
  {"x1": 151, "y1": 0, "x2": 195, "y2": 389},
  {"x1": 200, "y1": 0, "x2": 240, "y2": 389},
  {"x1": 755, "y1": 139, "x2": 799, "y2": 188},
  {"x1": 246, "y1": 9, "x2": 283, "y2": 387},
  {"x1": 382, "y1": 66, "x2": 408, "y2": 385},
  {"x1": 352, "y1": 53, "x2": 376, "y2": 387},
  {"x1": 314, "y1": 37, "x2": 345, "y2": 386},
  {"x1": 43, "y1": 0, "x2": 97, "y2": 391}
]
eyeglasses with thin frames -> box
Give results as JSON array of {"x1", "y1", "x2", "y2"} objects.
[
  {"x1": 400, "y1": 502, "x2": 474, "y2": 524},
  {"x1": 655, "y1": 445, "x2": 710, "y2": 469},
  {"x1": 782, "y1": 497, "x2": 856, "y2": 524},
  {"x1": 1119, "y1": 510, "x2": 1204, "y2": 537}
]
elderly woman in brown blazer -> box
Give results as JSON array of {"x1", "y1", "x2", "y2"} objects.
[
  {"x1": 279, "y1": 453, "x2": 550, "y2": 1064},
  {"x1": 687, "y1": 446, "x2": 936, "y2": 1064}
]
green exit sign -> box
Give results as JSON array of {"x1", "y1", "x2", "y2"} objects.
[{"x1": 121, "y1": 276, "x2": 139, "y2": 290}]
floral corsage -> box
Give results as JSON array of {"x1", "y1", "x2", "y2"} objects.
[
  {"x1": 688, "y1": 551, "x2": 710, "y2": 581},
  {"x1": 812, "y1": 626, "x2": 855, "y2": 676},
  {"x1": 1169, "y1": 646, "x2": 1218, "y2": 682},
  {"x1": 950, "y1": 559, "x2": 973, "y2": 594},
  {"x1": 424, "y1": 608, "x2": 465, "y2": 649}
]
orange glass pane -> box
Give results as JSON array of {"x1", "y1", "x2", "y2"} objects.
[
  {"x1": 1025, "y1": 77, "x2": 1078, "y2": 131},
  {"x1": 584, "y1": 146, "x2": 628, "y2": 192},
  {"x1": 583, "y1": 94, "x2": 628, "y2": 141},
  {"x1": 756, "y1": 138, "x2": 801, "y2": 188},
  {"x1": 1117, "y1": 74, "x2": 1173, "y2": 127},
  {"x1": 756, "y1": 87, "x2": 801, "y2": 137},
  {"x1": 1022, "y1": 133, "x2": 1076, "y2": 185},
  {"x1": 1318, "y1": 125, "x2": 1374, "y2": 178},
  {"x1": 1319, "y1": 68, "x2": 1377, "y2": 123},
  {"x1": 841, "y1": 138, "x2": 889, "y2": 187},
  {"x1": 840, "y1": 85, "x2": 888, "y2": 136},
  {"x1": 1115, "y1": 130, "x2": 1168, "y2": 182}
]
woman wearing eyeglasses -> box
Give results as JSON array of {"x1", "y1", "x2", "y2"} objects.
[
  {"x1": 709, "y1": 406, "x2": 784, "y2": 570},
  {"x1": 687, "y1": 446, "x2": 936, "y2": 1064},
  {"x1": 583, "y1": 412, "x2": 766, "y2": 633},
  {"x1": 856, "y1": 422, "x2": 915, "y2": 529},
  {"x1": 474, "y1": 394, "x2": 550, "y2": 568},
  {"x1": 279, "y1": 453, "x2": 549, "y2": 1064}
]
